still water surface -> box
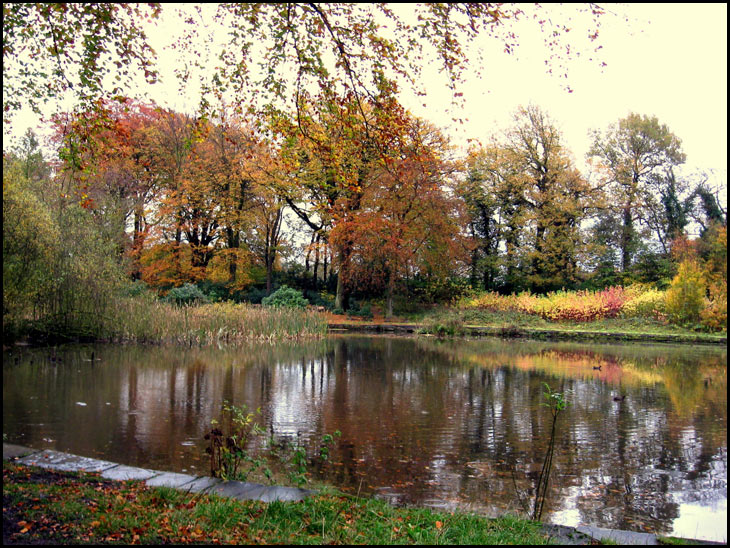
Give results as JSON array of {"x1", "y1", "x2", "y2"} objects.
[{"x1": 3, "y1": 336, "x2": 727, "y2": 541}]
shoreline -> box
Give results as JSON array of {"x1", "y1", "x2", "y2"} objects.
[
  {"x1": 4, "y1": 443, "x2": 724, "y2": 545},
  {"x1": 327, "y1": 322, "x2": 728, "y2": 345}
]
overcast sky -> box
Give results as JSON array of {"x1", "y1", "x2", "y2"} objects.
[
  {"x1": 401, "y1": 3, "x2": 727, "y2": 178},
  {"x1": 6, "y1": 3, "x2": 727, "y2": 187}
]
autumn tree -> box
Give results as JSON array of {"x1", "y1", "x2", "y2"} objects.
[
  {"x1": 4, "y1": 3, "x2": 608, "y2": 125},
  {"x1": 53, "y1": 100, "x2": 166, "y2": 278},
  {"x1": 506, "y1": 105, "x2": 595, "y2": 291},
  {"x1": 334, "y1": 118, "x2": 468, "y2": 317},
  {"x1": 276, "y1": 92, "x2": 389, "y2": 310},
  {"x1": 587, "y1": 113, "x2": 685, "y2": 272},
  {"x1": 207, "y1": 118, "x2": 259, "y2": 287},
  {"x1": 245, "y1": 183, "x2": 287, "y2": 295},
  {"x1": 462, "y1": 105, "x2": 595, "y2": 292},
  {"x1": 141, "y1": 109, "x2": 196, "y2": 287}
]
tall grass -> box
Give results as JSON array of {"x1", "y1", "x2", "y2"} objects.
[{"x1": 109, "y1": 297, "x2": 328, "y2": 345}]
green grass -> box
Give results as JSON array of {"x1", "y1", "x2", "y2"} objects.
[
  {"x1": 656, "y1": 536, "x2": 697, "y2": 545},
  {"x1": 3, "y1": 461, "x2": 554, "y2": 545},
  {"x1": 410, "y1": 307, "x2": 726, "y2": 342}
]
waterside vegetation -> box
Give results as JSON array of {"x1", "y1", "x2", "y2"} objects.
[{"x1": 3, "y1": 461, "x2": 554, "y2": 545}]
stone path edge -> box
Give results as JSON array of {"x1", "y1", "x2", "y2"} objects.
[
  {"x1": 3, "y1": 443, "x2": 312, "y2": 503},
  {"x1": 3, "y1": 443, "x2": 724, "y2": 545}
]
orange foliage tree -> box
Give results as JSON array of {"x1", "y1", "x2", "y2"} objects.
[{"x1": 331, "y1": 116, "x2": 470, "y2": 317}]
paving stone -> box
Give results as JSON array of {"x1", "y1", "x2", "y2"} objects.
[
  {"x1": 576, "y1": 525, "x2": 658, "y2": 545},
  {"x1": 179, "y1": 475, "x2": 222, "y2": 493},
  {"x1": 208, "y1": 480, "x2": 269, "y2": 500},
  {"x1": 145, "y1": 471, "x2": 198, "y2": 489},
  {"x1": 258, "y1": 486, "x2": 313, "y2": 503},
  {"x1": 16, "y1": 449, "x2": 117, "y2": 473},
  {"x1": 101, "y1": 465, "x2": 160, "y2": 481},
  {"x1": 3, "y1": 443, "x2": 40, "y2": 461},
  {"x1": 206, "y1": 480, "x2": 312, "y2": 502}
]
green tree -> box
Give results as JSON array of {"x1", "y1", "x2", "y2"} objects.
[
  {"x1": 2, "y1": 161, "x2": 59, "y2": 332},
  {"x1": 588, "y1": 113, "x2": 686, "y2": 271}
]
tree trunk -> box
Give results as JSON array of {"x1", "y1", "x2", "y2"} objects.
[
  {"x1": 385, "y1": 269, "x2": 395, "y2": 319},
  {"x1": 621, "y1": 206, "x2": 633, "y2": 272},
  {"x1": 313, "y1": 233, "x2": 321, "y2": 291},
  {"x1": 335, "y1": 250, "x2": 349, "y2": 311}
]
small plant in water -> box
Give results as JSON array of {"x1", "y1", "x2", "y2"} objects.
[
  {"x1": 533, "y1": 382, "x2": 568, "y2": 521},
  {"x1": 274, "y1": 430, "x2": 342, "y2": 487},
  {"x1": 204, "y1": 401, "x2": 269, "y2": 481},
  {"x1": 205, "y1": 400, "x2": 342, "y2": 487}
]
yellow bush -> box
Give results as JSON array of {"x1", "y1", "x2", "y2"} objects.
[
  {"x1": 700, "y1": 281, "x2": 727, "y2": 331},
  {"x1": 664, "y1": 260, "x2": 707, "y2": 326},
  {"x1": 622, "y1": 288, "x2": 667, "y2": 320}
]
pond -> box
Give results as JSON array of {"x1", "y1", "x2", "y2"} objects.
[{"x1": 3, "y1": 335, "x2": 727, "y2": 542}]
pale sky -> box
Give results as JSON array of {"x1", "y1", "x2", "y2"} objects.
[
  {"x1": 401, "y1": 3, "x2": 727, "y2": 178},
  {"x1": 6, "y1": 3, "x2": 727, "y2": 187}
]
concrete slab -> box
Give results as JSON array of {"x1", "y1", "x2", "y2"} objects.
[
  {"x1": 206, "y1": 479, "x2": 312, "y2": 502},
  {"x1": 16, "y1": 449, "x2": 118, "y2": 473},
  {"x1": 576, "y1": 525, "x2": 658, "y2": 545},
  {"x1": 258, "y1": 486, "x2": 313, "y2": 503},
  {"x1": 3, "y1": 443, "x2": 40, "y2": 461},
  {"x1": 208, "y1": 480, "x2": 269, "y2": 501},
  {"x1": 101, "y1": 465, "x2": 160, "y2": 482},
  {"x1": 145, "y1": 471, "x2": 198, "y2": 489},
  {"x1": 178, "y1": 475, "x2": 222, "y2": 493}
]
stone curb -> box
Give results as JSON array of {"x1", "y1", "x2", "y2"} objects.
[{"x1": 3, "y1": 443, "x2": 312, "y2": 504}]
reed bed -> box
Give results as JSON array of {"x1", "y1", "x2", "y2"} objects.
[{"x1": 110, "y1": 298, "x2": 328, "y2": 345}]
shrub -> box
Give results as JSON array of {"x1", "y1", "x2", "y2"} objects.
[
  {"x1": 531, "y1": 287, "x2": 632, "y2": 322},
  {"x1": 121, "y1": 280, "x2": 152, "y2": 298},
  {"x1": 346, "y1": 300, "x2": 373, "y2": 320},
  {"x1": 700, "y1": 281, "x2": 727, "y2": 331},
  {"x1": 163, "y1": 283, "x2": 209, "y2": 305},
  {"x1": 261, "y1": 285, "x2": 308, "y2": 308},
  {"x1": 304, "y1": 290, "x2": 335, "y2": 310},
  {"x1": 664, "y1": 260, "x2": 706, "y2": 326},
  {"x1": 622, "y1": 287, "x2": 667, "y2": 320},
  {"x1": 243, "y1": 286, "x2": 268, "y2": 304}
]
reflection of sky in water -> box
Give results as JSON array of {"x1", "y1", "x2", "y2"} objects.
[
  {"x1": 672, "y1": 500, "x2": 727, "y2": 543},
  {"x1": 269, "y1": 359, "x2": 329, "y2": 437}
]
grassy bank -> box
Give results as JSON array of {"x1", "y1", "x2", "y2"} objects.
[
  {"x1": 389, "y1": 285, "x2": 725, "y2": 342},
  {"x1": 3, "y1": 461, "x2": 552, "y2": 545},
  {"x1": 412, "y1": 308, "x2": 727, "y2": 344}
]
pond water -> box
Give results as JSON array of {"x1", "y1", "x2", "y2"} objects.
[{"x1": 3, "y1": 336, "x2": 727, "y2": 542}]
